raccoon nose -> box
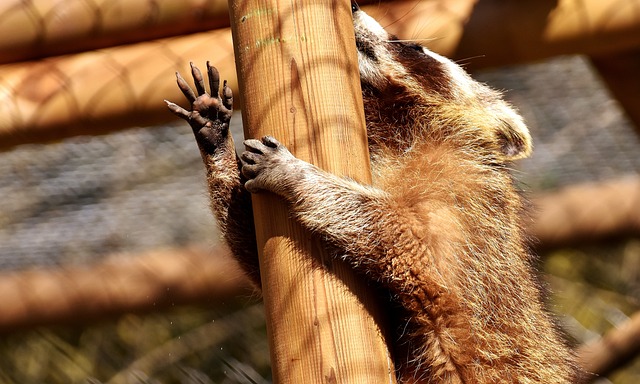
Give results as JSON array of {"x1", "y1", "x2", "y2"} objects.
[{"x1": 351, "y1": 1, "x2": 360, "y2": 13}]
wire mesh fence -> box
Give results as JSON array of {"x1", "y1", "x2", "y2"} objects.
[{"x1": 0, "y1": 125, "x2": 215, "y2": 269}]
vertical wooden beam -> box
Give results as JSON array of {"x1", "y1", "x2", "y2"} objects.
[{"x1": 227, "y1": 0, "x2": 395, "y2": 382}]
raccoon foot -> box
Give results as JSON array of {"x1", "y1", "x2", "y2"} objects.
[
  {"x1": 241, "y1": 136, "x2": 307, "y2": 195},
  {"x1": 165, "y1": 62, "x2": 233, "y2": 154}
]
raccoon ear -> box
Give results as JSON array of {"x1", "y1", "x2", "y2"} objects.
[
  {"x1": 496, "y1": 117, "x2": 532, "y2": 160},
  {"x1": 493, "y1": 105, "x2": 532, "y2": 161}
]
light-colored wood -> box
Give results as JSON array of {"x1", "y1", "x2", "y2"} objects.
[
  {"x1": 0, "y1": 28, "x2": 237, "y2": 150},
  {"x1": 0, "y1": 0, "x2": 230, "y2": 64},
  {"x1": 5, "y1": 0, "x2": 640, "y2": 67},
  {"x1": 227, "y1": 0, "x2": 395, "y2": 382},
  {"x1": 531, "y1": 176, "x2": 640, "y2": 249},
  {"x1": 0, "y1": 244, "x2": 252, "y2": 331}
]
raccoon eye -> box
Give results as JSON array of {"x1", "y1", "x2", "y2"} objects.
[{"x1": 407, "y1": 44, "x2": 424, "y2": 54}]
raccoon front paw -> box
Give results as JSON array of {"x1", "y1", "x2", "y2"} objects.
[
  {"x1": 241, "y1": 136, "x2": 301, "y2": 195},
  {"x1": 165, "y1": 62, "x2": 233, "y2": 153}
]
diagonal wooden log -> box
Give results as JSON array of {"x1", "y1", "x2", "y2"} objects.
[
  {"x1": 577, "y1": 311, "x2": 640, "y2": 380},
  {"x1": 4, "y1": 0, "x2": 640, "y2": 67},
  {"x1": 1, "y1": 242, "x2": 640, "y2": 379},
  {"x1": 0, "y1": 244, "x2": 253, "y2": 332},
  {"x1": 530, "y1": 176, "x2": 640, "y2": 250},
  {"x1": 0, "y1": 29, "x2": 238, "y2": 150},
  {"x1": 0, "y1": 0, "x2": 230, "y2": 64}
]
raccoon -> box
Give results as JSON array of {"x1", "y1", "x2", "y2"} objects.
[{"x1": 166, "y1": 4, "x2": 579, "y2": 383}]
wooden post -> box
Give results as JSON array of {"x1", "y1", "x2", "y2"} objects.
[{"x1": 227, "y1": 0, "x2": 395, "y2": 382}]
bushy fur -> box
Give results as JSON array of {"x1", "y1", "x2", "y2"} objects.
[{"x1": 166, "y1": 7, "x2": 579, "y2": 383}]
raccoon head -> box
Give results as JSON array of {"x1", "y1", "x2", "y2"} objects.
[{"x1": 352, "y1": 3, "x2": 532, "y2": 161}]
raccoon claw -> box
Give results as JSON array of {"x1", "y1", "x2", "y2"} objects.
[
  {"x1": 171, "y1": 61, "x2": 233, "y2": 125},
  {"x1": 241, "y1": 136, "x2": 296, "y2": 194},
  {"x1": 166, "y1": 62, "x2": 234, "y2": 153},
  {"x1": 243, "y1": 136, "x2": 281, "y2": 153}
]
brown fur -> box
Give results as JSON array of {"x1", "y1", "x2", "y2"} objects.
[{"x1": 166, "y1": 7, "x2": 580, "y2": 383}]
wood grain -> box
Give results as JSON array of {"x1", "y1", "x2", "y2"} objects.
[{"x1": 227, "y1": 0, "x2": 395, "y2": 382}]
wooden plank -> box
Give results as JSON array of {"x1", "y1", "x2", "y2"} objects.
[{"x1": 1, "y1": 176, "x2": 639, "y2": 332}]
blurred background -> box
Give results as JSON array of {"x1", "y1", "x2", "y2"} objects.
[{"x1": 1, "y1": 0, "x2": 639, "y2": 383}]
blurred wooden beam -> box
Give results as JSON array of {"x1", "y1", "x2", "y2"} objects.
[
  {"x1": 2, "y1": 0, "x2": 640, "y2": 149},
  {"x1": 0, "y1": 0, "x2": 230, "y2": 64},
  {"x1": 591, "y1": 49, "x2": 640, "y2": 135},
  {"x1": 3, "y1": 0, "x2": 640, "y2": 67},
  {"x1": 0, "y1": 244, "x2": 253, "y2": 332},
  {"x1": 446, "y1": 0, "x2": 640, "y2": 70},
  {"x1": 531, "y1": 176, "x2": 640, "y2": 250},
  {"x1": 577, "y1": 311, "x2": 640, "y2": 380},
  {"x1": 0, "y1": 29, "x2": 237, "y2": 150}
]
